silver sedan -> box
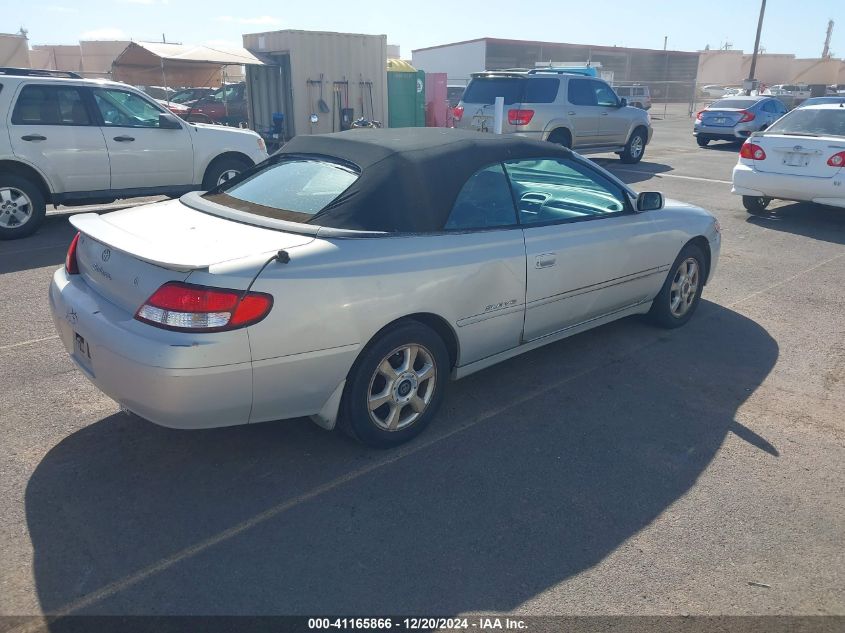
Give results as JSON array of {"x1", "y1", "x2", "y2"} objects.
[
  {"x1": 694, "y1": 96, "x2": 788, "y2": 146},
  {"x1": 50, "y1": 128, "x2": 720, "y2": 447}
]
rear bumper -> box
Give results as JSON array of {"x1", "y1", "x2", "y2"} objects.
[
  {"x1": 49, "y1": 268, "x2": 253, "y2": 429},
  {"x1": 694, "y1": 122, "x2": 757, "y2": 140},
  {"x1": 731, "y1": 163, "x2": 845, "y2": 208}
]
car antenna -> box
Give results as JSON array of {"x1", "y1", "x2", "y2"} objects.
[{"x1": 237, "y1": 250, "x2": 291, "y2": 307}]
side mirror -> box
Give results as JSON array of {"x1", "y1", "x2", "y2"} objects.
[
  {"x1": 159, "y1": 113, "x2": 183, "y2": 129},
  {"x1": 636, "y1": 191, "x2": 664, "y2": 212},
  {"x1": 619, "y1": 97, "x2": 627, "y2": 108}
]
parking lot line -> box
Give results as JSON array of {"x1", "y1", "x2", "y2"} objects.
[
  {"x1": 611, "y1": 168, "x2": 732, "y2": 185},
  {"x1": 0, "y1": 336, "x2": 59, "y2": 352}
]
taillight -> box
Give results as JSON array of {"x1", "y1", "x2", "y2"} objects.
[
  {"x1": 696, "y1": 110, "x2": 704, "y2": 121},
  {"x1": 135, "y1": 282, "x2": 273, "y2": 332},
  {"x1": 827, "y1": 151, "x2": 845, "y2": 167},
  {"x1": 453, "y1": 105, "x2": 464, "y2": 121},
  {"x1": 507, "y1": 109, "x2": 535, "y2": 125},
  {"x1": 738, "y1": 110, "x2": 755, "y2": 123},
  {"x1": 65, "y1": 232, "x2": 80, "y2": 275},
  {"x1": 740, "y1": 142, "x2": 766, "y2": 161}
]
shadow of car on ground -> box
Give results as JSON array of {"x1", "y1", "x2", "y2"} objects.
[
  {"x1": 746, "y1": 201, "x2": 845, "y2": 246},
  {"x1": 26, "y1": 301, "x2": 778, "y2": 618}
]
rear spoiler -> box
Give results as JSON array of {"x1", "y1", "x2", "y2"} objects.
[{"x1": 69, "y1": 213, "x2": 206, "y2": 271}]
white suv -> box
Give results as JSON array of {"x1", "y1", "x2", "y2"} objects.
[{"x1": 0, "y1": 69, "x2": 268, "y2": 239}]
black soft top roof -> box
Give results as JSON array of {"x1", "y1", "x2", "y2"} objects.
[{"x1": 278, "y1": 127, "x2": 572, "y2": 233}]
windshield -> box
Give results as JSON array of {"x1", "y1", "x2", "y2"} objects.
[
  {"x1": 170, "y1": 89, "x2": 200, "y2": 104},
  {"x1": 204, "y1": 158, "x2": 359, "y2": 222},
  {"x1": 802, "y1": 97, "x2": 845, "y2": 106},
  {"x1": 710, "y1": 98, "x2": 758, "y2": 109},
  {"x1": 208, "y1": 84, "x2": 241, "y2": 103},
  {"x1": 767, "y1": 108, "x2": 845, "y2": 136}
]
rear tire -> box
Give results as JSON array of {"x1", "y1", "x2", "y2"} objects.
[
  {"x1": 338, "y1": 321, "x2": 449, "y2": 448},
  {"x1": 0, "y1": 174, "x2": 46, "y2": 240},
  {"x1": 620, "y1": 128, "x2": 647, "y2": 163},
  {"x1": 547, "y1": 128, "x2": 572, "y2": 150},
  {"x1": 743, "y1": 195, "x2": 772, "y2": 215},
  {"x1": 696, "y1": 135, "x2": 710, "y2": 147},
  {"x1": 648, "y1": 243, "x2": 706, "y2": 329},
  {"x1": 202, "y1": 156, "x2": 252, "y2": 191}
]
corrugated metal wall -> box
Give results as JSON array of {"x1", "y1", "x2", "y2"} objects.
[{"x1": 244, "y1": 30, "x2": 387, "y2": 137}]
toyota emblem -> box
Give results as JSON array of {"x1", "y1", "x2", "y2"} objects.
[{"x1": 102, "y1": 249, "x2": 111, "y2": 262}]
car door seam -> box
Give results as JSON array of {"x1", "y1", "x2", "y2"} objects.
[{"x1": 526, "y1": 265, "x2": 667, "y2": 308}]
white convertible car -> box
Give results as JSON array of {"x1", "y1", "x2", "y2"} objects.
[{"x1": 50, "y1": 128, "x2": 720, "y2": 447}]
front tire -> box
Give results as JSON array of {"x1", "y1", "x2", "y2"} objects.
[
  {"x1": 648, "y1": 244, "x2": 706, "y2": 329},
  {"x1": 339, "y1": 321, "x2": 449, "y2": 448},
  {"x1": 620, "y1": 128, "x2": 647, "y2": 163},
  {"x1": 0, "y1": 174, "x2": 46, "y2": 240},
  {"x1": 743, "y1": 195, "x2": 772, "y2": 215},
  {"x1": 202, "y1": 156, "x2": 252, "y2": 191}
]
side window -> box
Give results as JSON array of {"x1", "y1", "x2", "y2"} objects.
[
  {"x1": 444, "y1": 164, "x2": 517, "y2": 230},
  {"x1": 504, "y1": 158, "x2": 629, "y2": 225},
  {"x1": 593, "y1": 81, "x2": 619, "y2": 107},
  {"x1": 11, "y1": 85, "x2": 91, "y2": 126},
  {"x1": 567, "y1": 79, "x2": 596, "y2": 106},
  {"x1": 523, "y1": 78, "x2": 560, "y2": 103},
  {"x1": 93, "y1": 89, "x2": 166, "y2": 128}
]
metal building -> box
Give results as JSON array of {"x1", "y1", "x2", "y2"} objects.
[{"x1": 412, "y1": 37, "x2": 701, "y2": 100}]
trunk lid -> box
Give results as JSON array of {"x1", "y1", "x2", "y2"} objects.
[
  {"x1": 70, "y1": 198, "x2": 314, "y2": 313},
  {"x1": 457, "y1": 76, "x2": 525, "y2": 134},
  {"x1": 749, "y1": 133, "x2": 845, "y2": 177},
  {"x1": 700, "y1": 109, "x2": 745, "y2": 127}
]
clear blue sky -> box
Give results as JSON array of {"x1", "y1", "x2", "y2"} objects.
[{"x1": 6, "y1": 0, "x2": 843, "y2": 58}]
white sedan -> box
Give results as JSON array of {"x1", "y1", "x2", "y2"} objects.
[{"x1": 732, "y1": 104, "x2": 845, "y2": 214}]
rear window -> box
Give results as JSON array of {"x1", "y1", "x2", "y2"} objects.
[
  {"x1": 11, "y1": 85, "x2": 91, "y2": 125},
  {"x1": 767, "y1": 108, "x2": 845, "y2": 137},
  {"x1": 463, "y1": 78, "x2": 525, "y2": 105},
  {"x1": 205, "y1": 159, "x2": 359, "y2": 222},
  {"x1": 710, "y1": 98, "x2": 758, "y2": 109}
]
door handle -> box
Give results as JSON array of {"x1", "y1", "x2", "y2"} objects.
[
  {"x1": 21, "y1": 134, "x2": 47, "y2": 141},
  {"x1": 535, "y1": 253, "x2": 557, "y2": 269},
  {"x1": 601, "y1": 112, "x2": 609, "y2": 116},
  {"x1": 113, "y1": 135, "x2": 135, "y2": 142},
  {"x1": 568, "y1": 111, "x2": 576, "y2": 115}
]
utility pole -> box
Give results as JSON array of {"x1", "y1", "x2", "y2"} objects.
[
  {"x1": 746, "y1": 0, "x2": 767, "y2": 95},
  {"x1": 822, "y1": 19, "x2": 834, "y2": 58}
]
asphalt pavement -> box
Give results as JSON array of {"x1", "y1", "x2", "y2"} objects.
[{"x1": 0, "y1": 113, "x2": 843, "y2": 625}]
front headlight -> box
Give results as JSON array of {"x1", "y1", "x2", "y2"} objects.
[{"x1": 257, "y1": 137, "x2": 266, "y2": 152}]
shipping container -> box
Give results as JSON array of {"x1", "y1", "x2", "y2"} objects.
[{"x1": 243, "y1": 30, "x2": 388, "y2": 139}]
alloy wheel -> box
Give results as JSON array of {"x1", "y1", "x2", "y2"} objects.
[
  {"x1": 216, "y1": 169, "x2": 240, "y2": 187},
  {"x1": 367, "y1": 344, "x2": 437, "y2": 431},
  {"x1": 669, "y1": 257, "x2": 700, "y2": 318},
  {"x1": 0, "y1": 187, "x2": 33, "y2": 229},
  {"x1": 630, "y1": 135, "x2": 644, "y2": 159}
]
